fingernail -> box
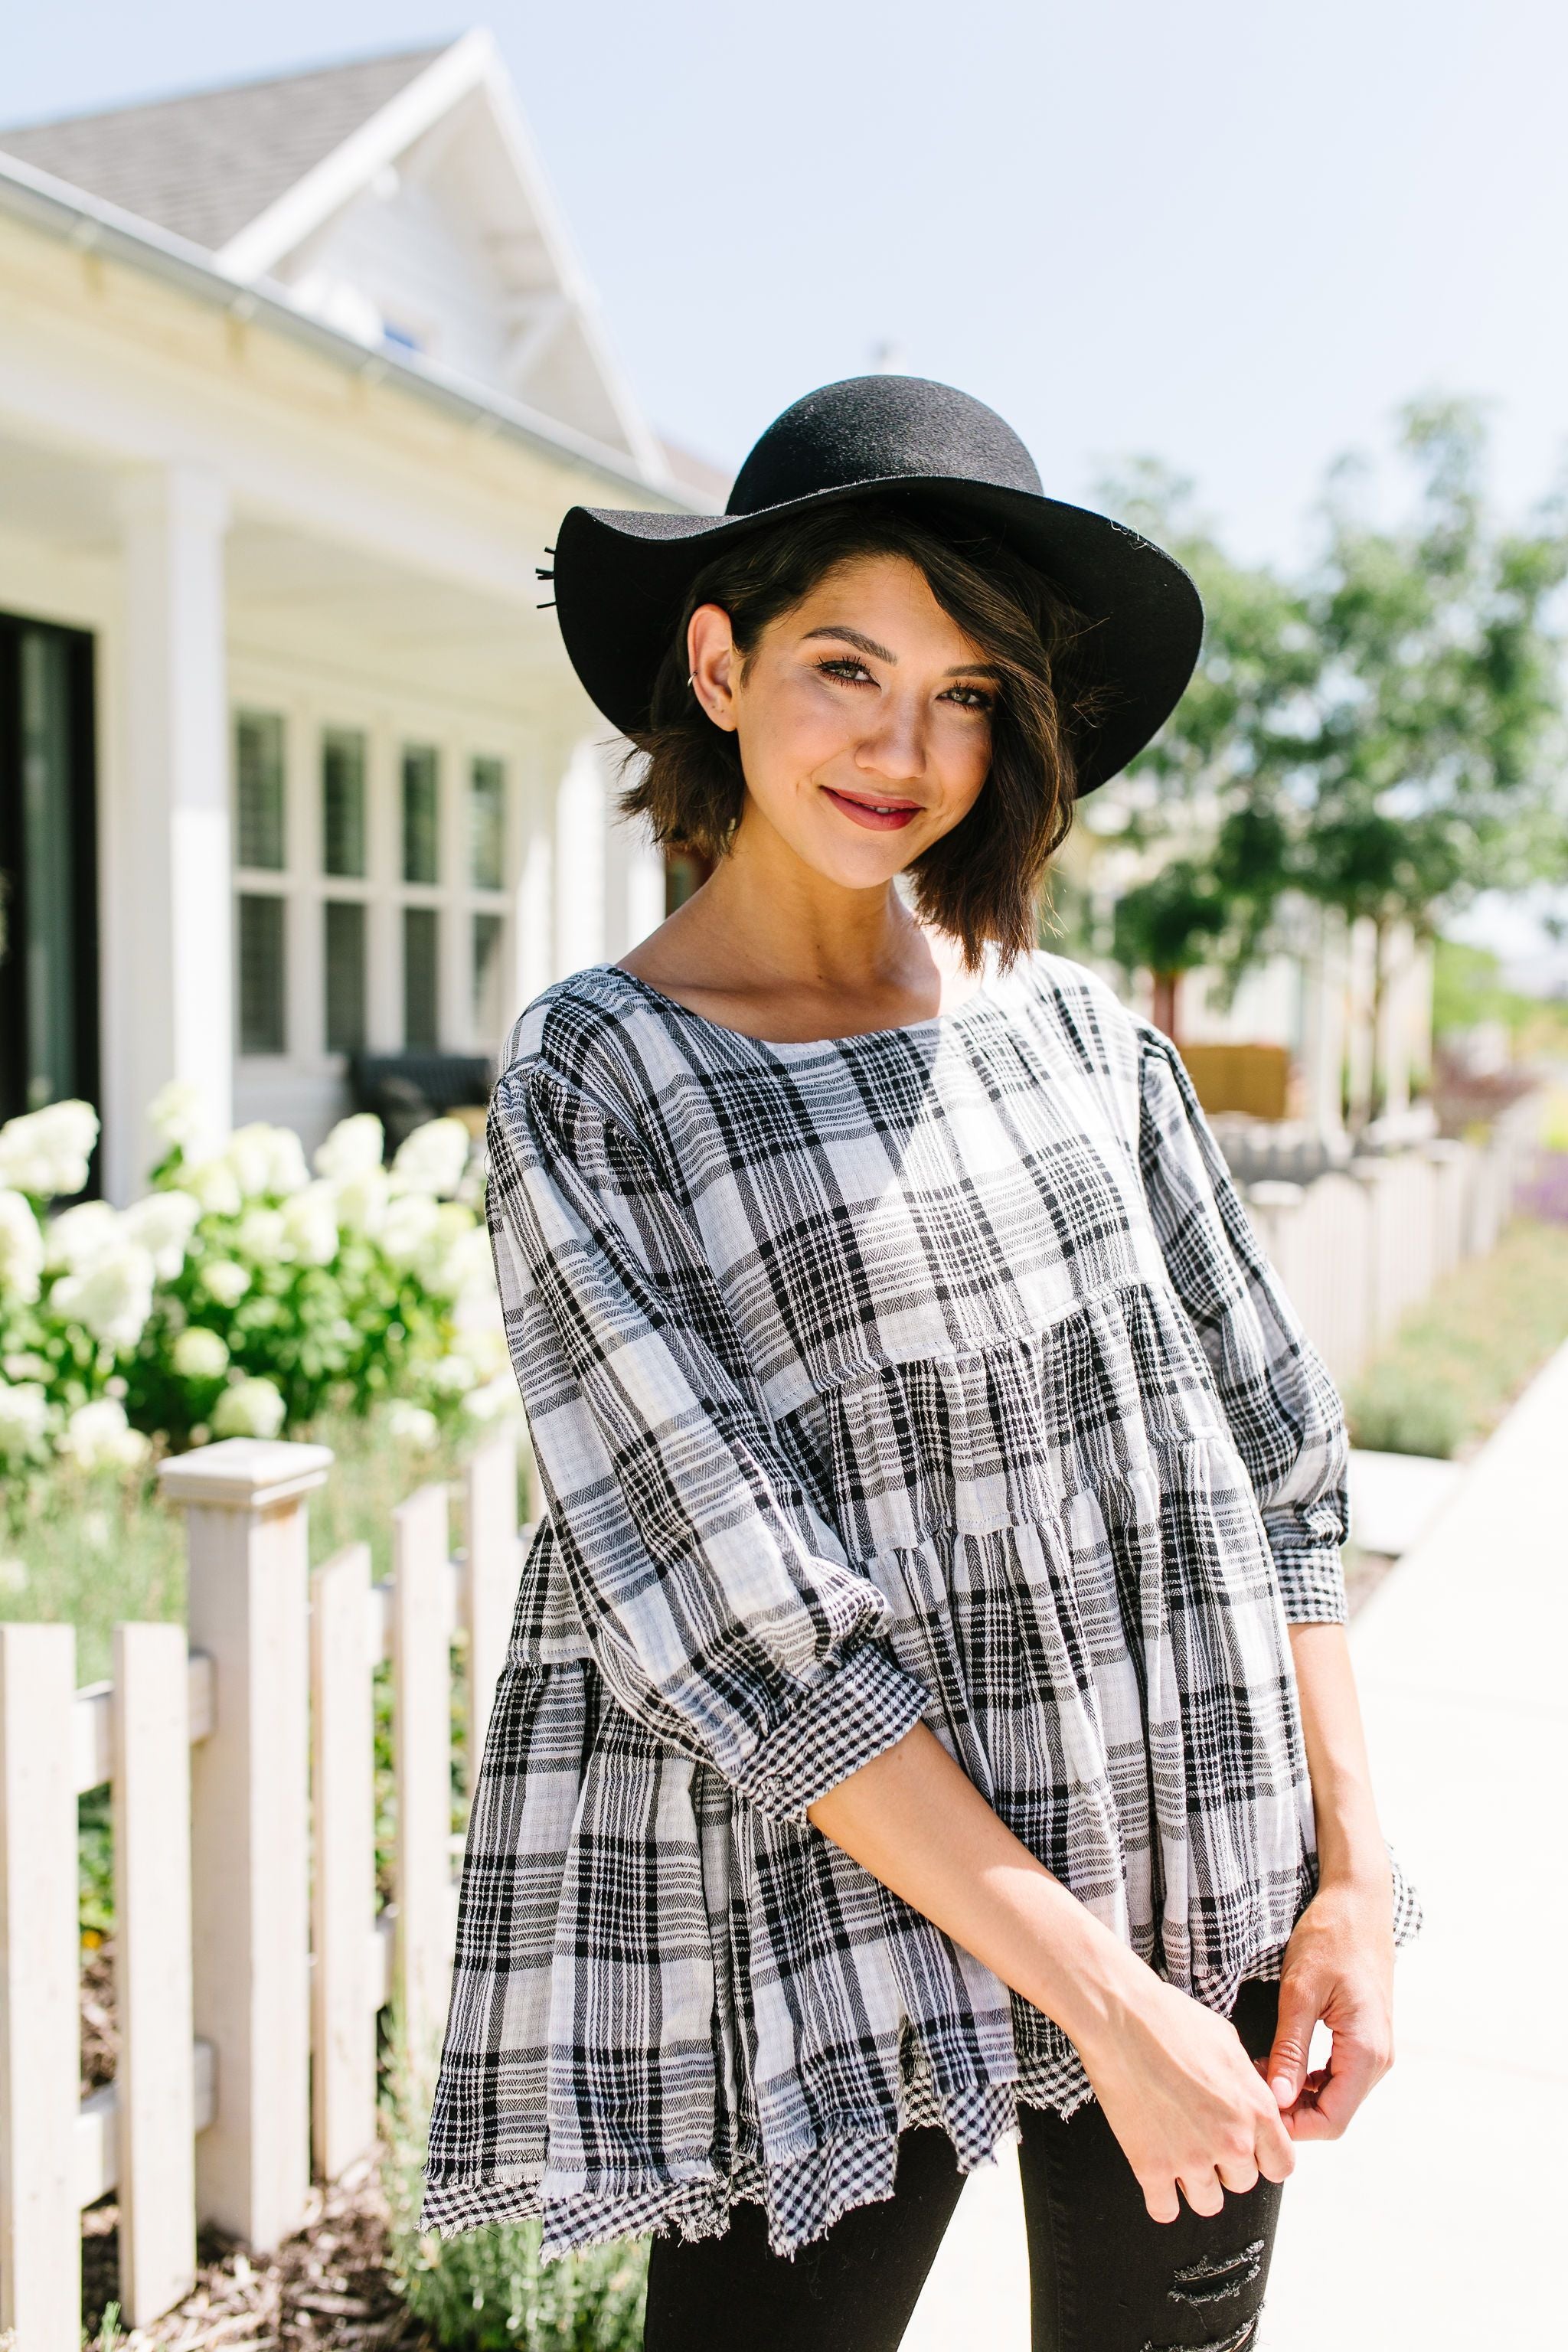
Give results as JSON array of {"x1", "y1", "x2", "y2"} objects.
[{"x1": 1270, "y1": 2075, "x2": 1293, "y2": 2105}]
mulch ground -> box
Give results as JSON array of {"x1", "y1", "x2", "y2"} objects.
[{"x1": 83, "y1": 2159, "x2": 433, "y2": 2349}]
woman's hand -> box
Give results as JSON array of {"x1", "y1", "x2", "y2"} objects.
[
  {"x1": 809, "y1": 1727, "x2": 1298, "y2": 2225},
  {"x1": 1276, "y1": 1622, "x2": 1398, "y2": 2141},
  {"x1": 1264, "y1": 1875, "x2": 1395, "y2": 2139},
  {"x1": 1073, "y1": 1963, "x2": 1296, "y2": 2223}
]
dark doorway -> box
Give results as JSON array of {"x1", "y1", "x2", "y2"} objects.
[
  {"x1": 664, "y1": 843, "x2": 714, "y2": 914},
  {"x1": 0, "y1": 613, "x2": 100, "y2": 1180}
]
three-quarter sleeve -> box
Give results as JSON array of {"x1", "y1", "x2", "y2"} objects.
[
  {"x1": 484, "y1": 1060, "x2": 929, "y2": 1824},
  {"x1": 1135, "y1": 1024, "x2": 1349, "y2": 1622}
]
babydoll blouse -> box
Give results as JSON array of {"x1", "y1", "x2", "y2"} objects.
[{"x1": 421, "y1": 949, "x2": 1418, "y2": 2258}]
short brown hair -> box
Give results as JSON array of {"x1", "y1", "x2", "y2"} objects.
[{"x1": 617, "y1": 502, "x2": 1102, "y2": 969}]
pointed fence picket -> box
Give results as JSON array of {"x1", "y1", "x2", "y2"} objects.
[{"x1": 0, "y1": 1424, "x2": 528, "y2": 2349}]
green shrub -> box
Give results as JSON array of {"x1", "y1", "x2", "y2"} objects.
[
  {"x1": 381, "y1": 2031, "x2": 648, "y2": 2351},
  {"x1": 0, "y1": 1093, "x2": 516, "y2": 1495},
  {"x1": 1344, "y1": 1217, "x2": 1568, "y2": 1461},
  {"x1": 1344, "y1": 1361, "x2": 1466, "y2": 1459}
]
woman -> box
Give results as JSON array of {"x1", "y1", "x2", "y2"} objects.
[{"x1": 424, "y1": 376, "x2": 1417, "y2": 2351}]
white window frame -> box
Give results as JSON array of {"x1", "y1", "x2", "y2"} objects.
[{"x1": 229, "y1": 673, "x2": 528, "y2": 1088}]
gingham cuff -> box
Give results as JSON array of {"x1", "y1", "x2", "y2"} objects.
[
  {"x1": 733, "y1": 1641, "x2": 929, "y2": 1826},
  {"x1": 1271, "y1": 1542, "x2": 1348, "y2": 1625}
]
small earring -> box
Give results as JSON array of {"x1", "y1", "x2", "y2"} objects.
[{"x1": 687, "y1": 672, "x2": 697, "y2": 691}]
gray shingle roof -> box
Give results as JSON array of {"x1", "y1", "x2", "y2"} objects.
[{"x1": 0, "y1": 44, "x2": 449, "y2": 253}]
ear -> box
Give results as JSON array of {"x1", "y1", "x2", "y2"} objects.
[{"x1": 688, "y1": 603, "x2": 740, "y2": 732}]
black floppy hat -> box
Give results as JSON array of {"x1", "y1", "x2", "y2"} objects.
[{"x1": 551, "y1": 374, "x2": 1202, "y2": 795}]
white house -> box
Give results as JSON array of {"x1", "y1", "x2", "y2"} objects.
[{"x1": 0, "y1": 32, "x2": 724, "y2": 1198}]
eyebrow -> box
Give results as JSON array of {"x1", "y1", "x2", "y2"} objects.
[{"x1": 800, "y1": 626, "x2": 1001, "y2": 677}]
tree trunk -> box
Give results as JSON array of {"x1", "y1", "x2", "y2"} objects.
[
  {"x1": 1364, "y1": 916, "x2": 1388, "y2": 1132},
  {"x1": 1152, "y1": 970, "x2": 1181, "y2": 1044}
]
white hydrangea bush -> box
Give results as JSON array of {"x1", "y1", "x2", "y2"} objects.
[{"x1": 0, "y1": 1090, "x2": 515, "y2": 1486}]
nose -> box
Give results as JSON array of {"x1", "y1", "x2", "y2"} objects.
[{"x1": 852, "y1": 688, "x2": 927, "y2": 788}]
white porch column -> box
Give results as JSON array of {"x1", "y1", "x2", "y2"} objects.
[
  {"x1": 1298, "y1": 904, "x2": 1348, "y2": 1140},
  {"x1": 1377, "y1": 919, "x2": 1408, "y2": 1120},
  {"x1": 1344, "y1": 915, "x2": 1377, "y2": 1131},
  {"x1": 507, "y1": 746, "x2": 555, "y2": 1029},
  {"x1": 554, "y1": 735, "x2": 608, "y2": 980},
  {"x1": 105, "y1": 467, "x2": 232, "y2": 1198},
  {"x1": 604, "y1": 798, "x2": 666, "y2": 962}
]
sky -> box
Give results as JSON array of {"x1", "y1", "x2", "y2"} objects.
[{"x1": 6, "y1": 0, "x2": 1567, "y2": 972}]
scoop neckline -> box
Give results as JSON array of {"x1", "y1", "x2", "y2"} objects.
[{"x1": 606, "y1": 953, "x2": 1008, "y2": 1055}]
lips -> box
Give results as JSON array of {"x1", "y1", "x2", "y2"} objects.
[{"x1": 821, "y1": 786, "x2": 923, "y2": 831}]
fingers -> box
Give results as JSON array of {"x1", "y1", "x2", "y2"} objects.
[
  {"x1": 1287, "y1": 2027, "x2": 1390, "y2": 2140},
  {"x1": 1253, "y1": 2100, "x2": 1297, "y2": 2184},
  {"x1": 1266, "y1": 1970, "x2": 1322, "y2": 2112},
  {"x1": 1177, "y1": 2167, "x2": 1225, "y2": 2218},
  {"x1": 1140, "y1": 2174, "x2": 1182, "y2": 2226},
  {"x1": 1216, "y1": 2151, "x2": 1260, "y2": 2196}
]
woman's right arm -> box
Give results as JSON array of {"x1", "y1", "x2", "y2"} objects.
[{"x1": 808, "y1": 1722, "x2": 1295, "y2": 2222}]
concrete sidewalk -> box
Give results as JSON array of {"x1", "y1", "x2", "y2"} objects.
[
  {"x1": 1264, "y1": 1336, "x2": 1568, "y2": 2347},
  {"x1": 903, "y1": 1341, "x2": 1568, "y2": 2349}
]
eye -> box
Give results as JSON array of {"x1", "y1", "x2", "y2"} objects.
[
  {"x1": 814, "y1": 656, "x2": 875, "y2": 687},
  {"x1": 941, "y1": 682, "x2": 996, "y2": 713}
]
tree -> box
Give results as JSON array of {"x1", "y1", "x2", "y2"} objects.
[
  {"x1": 1091, "y1": 415, "x2": 1568, "y2": 1108},
  {"x1": 1089, "y1": 464, "x2": 1318, "y2": 1039},
  {"x1": 1292, "y1": 401, "x2": 1568, "y2": 1116}
]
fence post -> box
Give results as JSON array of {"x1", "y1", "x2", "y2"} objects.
[
  {"x1": 464, "y1": 1429, "x2": 520, "y2": 1789},
  {"x1": 113, "y1": 1621, "x2": 197, "y2": 2321},
  {"x1": 393, "y1": 1483, "x2": 455, "y2": 2066},
  {"x1": 1349, "y1": 1158, "x2": 1400, "y2": 1339},
  {"x1": 309, "y1": 1544, "x2": 377, "y2": 2182},
  {"x1": 1424, "y1": 1139, "x2": 1468, "y2": 1279},
  {"x1": 159, "y1": 1437, "x2": 331, "y2": 2252},
  {"x1": 1245, "y1": 1179, "x2": 1305, "y2": 1295},
  {"x1": 0, "y1": 1622, "x2": 79, "y2": 2350}
]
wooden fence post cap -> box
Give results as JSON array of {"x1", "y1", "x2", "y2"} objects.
[
  {"x1": 1246, "y1": 1180, "x2": 1305, "y2": 1210},
  {"x1": 158, "y1": 1438, "x2": 334, "y2": 1511}
]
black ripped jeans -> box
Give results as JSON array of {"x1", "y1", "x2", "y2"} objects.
[{"x1": 642, "y1": 1982, "x2": 1281, "y2": 2352}]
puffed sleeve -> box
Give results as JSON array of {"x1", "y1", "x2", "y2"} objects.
[
  {"x1": 483, "y1": 1059, "x2": 929, "y2": 1823},
  {"x1": 1135, "y1": 1024, "x2": 1349, "y2": 1623}
]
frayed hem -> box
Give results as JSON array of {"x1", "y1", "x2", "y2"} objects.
[{"x1": 421, "y1": 2060, "x2": 1099, "y2": 2259}]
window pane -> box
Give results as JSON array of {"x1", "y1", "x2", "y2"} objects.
[
  {"x1": 18, "y1": 629, "x2": 78, "y2": 1112},
  {"x1": 236, "y1": 710, "x2": 286, "y2": 871},
  {"x1": 401, "y1": 744, "x2": 439, "y2": 884},
  {"x1": 470, "y1": 756, "x2": 505, "y2": 889},
  {"x1": 237, "y1": 893, "x2": 286, "y2": 1054},
  {"x1": 403, "y1": 906, "x2": 439, "y2": 1047},
  {"x1": 472, "y1": 911, "x2": 506, "y2": 1040},
  {"x1": 322, "y1": 729, "x2": 368, "y2": 877},
  {"x1": 324, "y1": 900, "x2": 367, "y2": 1053}
]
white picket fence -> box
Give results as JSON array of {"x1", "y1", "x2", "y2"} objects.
[
  {"x1": 1241, "y1": 1118, "x2": 1534, "y2": 1384},
  {"x1": 0, "y1": 1426, "x2": 528, "y2": 2347}
]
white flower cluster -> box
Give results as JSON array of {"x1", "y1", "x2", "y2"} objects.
[
  {"x1": 42, "y1": 1195, "x2": 158, "y2": 1353},
  {"x1": 0, "y1": 1382, "x2": 149, "y2": 1472},
  {"x1": 0, "y1": 1099, "x2": 99, "y2": 1199},
  {"x1": 0, "y1": 1089, "x2": 507, "y2": 1478}
]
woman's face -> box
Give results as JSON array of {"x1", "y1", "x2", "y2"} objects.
[{"x1": 687, "y1": 553, "x2": 997, "y2": 890}]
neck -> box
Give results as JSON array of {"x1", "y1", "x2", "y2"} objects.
[{"x1": 700, "y1": 801, "x2": 959, "y2": 1001}]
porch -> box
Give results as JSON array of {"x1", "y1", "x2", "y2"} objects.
[{"x1": 0, "y1": 191, "x2": 671, "y2": 1198}]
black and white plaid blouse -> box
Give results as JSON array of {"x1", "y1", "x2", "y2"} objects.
[{"x1": 423, "y1": 949, "x2": 1417, "y2": 2256}]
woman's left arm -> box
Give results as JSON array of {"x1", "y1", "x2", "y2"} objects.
[
  {"x1": 1133, "y1": 1018, "x2": 1402, "y2": 2137},
  {"x1": 1269, "y1": 1622, "x2": 1396, "y2": 2137}
]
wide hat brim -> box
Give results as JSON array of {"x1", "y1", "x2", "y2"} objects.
[{"x1": 554, "y1": 449, "x2": 1201, "y2": 797}]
